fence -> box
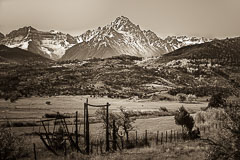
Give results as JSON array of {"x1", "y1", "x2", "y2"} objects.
[{"x1": 30, "y1": 99, "x2": 223, "y2": 158}]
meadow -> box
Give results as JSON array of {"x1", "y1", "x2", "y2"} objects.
[{"x1": 0, "y1": 95, "x2": 209, "y2": 159}]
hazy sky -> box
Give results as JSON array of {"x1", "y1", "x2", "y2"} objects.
[{"x1": 0, "y1": 0, "x2": 240, "y2": 38}]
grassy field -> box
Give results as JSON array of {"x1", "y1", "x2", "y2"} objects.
[
  {"x1": 22, "y1": 139, "x2": 208, "y2": 160},
  {"x1": 0, "y1": 95, "x2": 208, "y2": 135},
  {"x1": 0, "y1": 95, "x2": 207, "y2": 119},
  {"x1": 0, "y1": 95, "x2": 207, "y2": 134},
  {"x1": 0, "y1": 96, "x2": 209, "y2": 159}
]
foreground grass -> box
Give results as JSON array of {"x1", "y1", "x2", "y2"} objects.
[{"x1": 31, "y1": 140, "x2": 207, "y2": 160}]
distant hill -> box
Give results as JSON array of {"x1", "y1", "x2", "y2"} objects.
[
  {"x1": 0, "y1": 45, "x2": 52, "y2": 64},
  {"x1": 160, "y1": 37, "x2": 240, "y2": 65}
]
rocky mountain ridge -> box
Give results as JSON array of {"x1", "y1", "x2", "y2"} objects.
[
  {"x1": 1, "y1": 16, "x2": 210, "y2": 60},
  {"x1": 64, "y1": 16, "x2": 210, "y2": 60}
]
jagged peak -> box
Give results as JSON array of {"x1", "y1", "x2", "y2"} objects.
[
  {"x1": 114, "y1": 16, "x2": 130, "y2": 24},
  {"x1": 111, "y1": 16, "x2": 137, "y2": 31},
  {"x1": 20, "y1": 26, "x2": 37, "y2": 31}
]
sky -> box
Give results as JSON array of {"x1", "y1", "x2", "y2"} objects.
[{"x1": 0, "y1": 0, "x2": 240, "y2": 38}]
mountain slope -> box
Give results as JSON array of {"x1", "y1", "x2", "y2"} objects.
[
  {"x1": 159, "y1": 37, "x2": 240, "y2": 65},
  {"x1": 0, "y1": 45, "x2": 52, "y2": 64},
  {"x1": 0, "y1": 27, "x2": 77, "y2": 60},
  {"x1": 0, "y1": 32, "x2": 4, "y2": 41},
  {"x1": 62, "y1": 16, "x2": 210, "y2": 60}
]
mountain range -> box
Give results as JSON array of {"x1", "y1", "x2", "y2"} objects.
[
  {"x1": 0, "y1": 27, "x2": 77, "y2": 60},
  {"x1": 0, "y1": 16, "x2": 210, "y2": 61}
]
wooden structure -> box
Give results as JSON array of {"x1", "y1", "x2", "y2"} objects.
[
  {"x1": 36, "y1": 113, "x2": 82, "y2": 155},
  {"x1": 83, "y1": 99, "x2": 110, "y2": 154}
]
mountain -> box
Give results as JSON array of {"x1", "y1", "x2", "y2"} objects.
[
  {"x1": 0, "y1": 26, "x2": 77, "y2": 60},
  {"x1": 62, "y1": 16, "x2": 210, "y2": 60},
  {"x1": 0, "y1": 32, "x2": 4, "y2": 41},
  {"x1": 143, "y1": 37, "x2": 240, "y2": 96},
  {"x1": 0, "y1": 45, "x2": 52, "y2": 64}
]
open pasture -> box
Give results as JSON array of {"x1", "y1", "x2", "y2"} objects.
[{"x1": 0, "y1": 95, "x2": 207, "y2": 136}]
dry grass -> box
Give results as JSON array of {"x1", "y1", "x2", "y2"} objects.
[{"x1": 29, "y1": 140, "x2": 207, "y2": 160}]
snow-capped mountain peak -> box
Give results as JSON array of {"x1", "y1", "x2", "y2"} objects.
[{"x1": 63, "y1": 16, "x2": 210, "y2": 61}]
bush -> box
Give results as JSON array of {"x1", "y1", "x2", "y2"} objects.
[
  {"x1": 0, "y1": 126, "x2": 29, "y2": 160},
  {"x1": 159, "y1": 106, "x2": 168, "y2": 112}
]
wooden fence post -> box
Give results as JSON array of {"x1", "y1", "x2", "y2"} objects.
[
  {"x1": 121, "y1": 137, "x2": 124, "y2": 149},
  {"x1": 96, "y1": 140, "x2": 99, "y2": 154},
  {"x1": 112, "y1": 120, "x2": 117, "y2": 151},
  {"x1": 33, "y1": 143, "x2": 37, "y2": 160},
  {"x1": 100, "y1": 140, "x2": 103, "y2": 154},
  {"x1": 156, "y1": 131, "x2": 159, "y2": 145},
  {"x1": 174, "y1": 130, "x2": 176, "y2": 142},
  {"x1": 106, "y1": 102, "x2": 110, "y2": 152},
  {"x1": 161, "y1": 132, "x2": 163, "y2": 145},
  {"x1": 90, "y1": 142, "x2": 93, "y2": 154},
  {"x1": 145, "y1": 130, "x2": 148, "y2": 146},
  {"x1": 64, "y1": 139, "x2": 67, "y2": 156},
  {"x1": 166, "y1": 131, "x2": 168, "y2": 143},
  {"x1": 176, "y1": 131, "x2": 178, "y2": 142},
  {"x1": 75, "y1": 111, "x2": 79, "y2": 151},
  {"x1": 135, "y1": 130, "x2": 138, "y2": 146},
  {"x1": 170, "y1": 130, "x2": 172, "y2": 142},
  {"x1": 85, "y1": 99, "x2": 90, "y2": 154}
]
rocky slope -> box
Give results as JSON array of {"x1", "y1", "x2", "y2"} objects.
[
  {"x1": 62, "y1": 16, "x2": 210, "y2": 60},
  {"x1": 0, "y1": 27, "x2": 77, "y2": 60},
  {"x1": 159, "y1": 37, "x2": 240, "y2": 65}
]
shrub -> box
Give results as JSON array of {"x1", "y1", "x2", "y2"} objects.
[
  {"x1": 208, "y1": 93, "x2": 226, "y2": 108},
  {"x1": 174, "y1": 106, "x2": 194, "y2": 133},
  {"x1": 0, "y1": 126, "x2": 29, "y2": 160},
  {"x1": 206, "y1": 103, "x2": 240, "y2": 160},
  {"x1": 177, "y1": 94, "x2": 187, "y2": 102}
]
